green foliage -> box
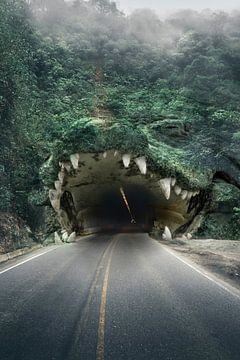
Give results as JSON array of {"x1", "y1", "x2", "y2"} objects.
[{"x1": 1, "y1": 0, "x2": 240, "y2": 241}]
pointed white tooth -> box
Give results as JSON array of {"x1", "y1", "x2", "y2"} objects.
[
  {"x1": 181, "y1": 190, "x2": 188, "y2": 200},
  {"x1": 70, "y1": 153, "x2": 80, "y2": 169},
  {"x1": 162, "y1": 226, "x2": 172, "y2": 241},
  {"x1": 150, "y1": 174, "x2": 154, "y2": 178},
  {"x1": 103, "y1": 151, "x2": 107, "y2": 159},
  {"x1": 174, "y1": 185, "x2": 182, "y2": 196},
  {"x1": 63, "y1": 162, "x2": 71, "y2": 172},
  {"x1": 114, "y1": 151, "x2": 118, "y2": 157},
  {"x1": 187, "y1": 233, "x2": 192, "y2": 240},
  {"x1": 171, "y1": 177, "x2": 176, "y2": 186},
  {"x1": 122, "y1": 154, "x2": 131, "y2": 168},
  {"x1": 187, "y1": 191, "x2": 193, "y2": 200},
  {"x1": 58, "y1": 171, "x2": 65, "y2": 184},
  {"x1": 159, "y1": 178, "x2": 171, "y2": 200},
  {"x1": 135, "y1": 156, "x2": 147, "y2": 175},
  {"x1": 59, "y1": 161, "x2": 71, "y2": 173},
  {"x1": 49, "y1": 190, "x2": 61, "y2": 211},
  {"x1": 193, "y1": 191, "x2": 200, "y2": 197},
  {"x1": 54, "y1": 180, "x2": 61, "y2": 192}
]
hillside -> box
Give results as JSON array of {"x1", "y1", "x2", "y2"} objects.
[{"x1": 1, "y1": 0, "x2": 240, "y2": 252}]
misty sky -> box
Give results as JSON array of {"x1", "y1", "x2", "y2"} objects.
[{"x1": 116, "y1": 0, "x2": 240, "y2": 14}]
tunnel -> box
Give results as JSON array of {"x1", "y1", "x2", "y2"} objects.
[{"x1": 49, "y1": 150, "x2": 203, "y2": 237}]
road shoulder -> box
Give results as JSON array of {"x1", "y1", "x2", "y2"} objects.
[{"x1": 159, "y1": 238, "x2": 240, "y2": 291}]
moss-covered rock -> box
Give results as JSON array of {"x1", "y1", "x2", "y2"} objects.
[{"x1": 197, "y1": 182, "x2": 240, "y2": 239}]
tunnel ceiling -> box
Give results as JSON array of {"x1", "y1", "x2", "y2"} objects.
[{"x1": 49, "y1": 150, "x2": 203, "y2": 235}]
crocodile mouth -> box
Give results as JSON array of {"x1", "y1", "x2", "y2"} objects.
[{"x1": 49, "y1": 150, "x2": 205, "y2": 238}]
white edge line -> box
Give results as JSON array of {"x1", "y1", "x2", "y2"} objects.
[
  {"x1": 160, "y1": 244, "x2": 240, "y2": 300},
  {"x1": 0, "y1": 247, "x2": 57, "y2": 275}
]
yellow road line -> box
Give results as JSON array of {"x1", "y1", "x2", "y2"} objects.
[
  {"x1": 96, "y1": 238, "x2": 118, "y2": 360},
  {"x1": 67, "y1": 239, "x2": 116, "y2": 358},
  {"x1": 78, "y1": 240, "x2": 115, "y2": 332}
]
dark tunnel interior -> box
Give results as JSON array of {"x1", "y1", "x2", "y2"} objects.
[{"x1": 94, "y1": 185, "x2": 155, "y2": 231}]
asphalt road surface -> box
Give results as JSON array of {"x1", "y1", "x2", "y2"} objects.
[{"x1": 0, "y1": 233, "x2": 240, "y2": 360}]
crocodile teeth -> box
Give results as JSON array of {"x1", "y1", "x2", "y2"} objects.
[
  {"x1": 181, "y1": 190, "x2": 188, "y2": 200},
  {"x1": 174, "y1": 185, "x2": 181, "y2": 196},
  {"x1": 162, "y1": 226, "x2": 172, "y2": 241},
  {"x1": 187, "y1": 191, "x2": 193, "y2": 200},
  {"x1": 114, "y1": 151, "x2": 118, "y2": 157},
  {"x1": 59, "y1": 161, "x2": 71, "y2": 173},
  {"x1": 58, "y1": 171, "x2": 65, "y2": 184},
  {"x1": 54, "y1": 180, "x2": 61, "y2": 192},
  {"x1": 64, "y1": 162, "x2": 71, "y2": 172},
  {"x1": 70, "y1": 153, "x2": 80, "y2": 169},
  {"x1": 193, "y1": 191, "x2": 200, "y2": 197},
  {"x1": 122, "y1": 154, "x2": 131, "y2": 168},
  {"x1": 135, "y1": 157, "x2": 147, "y2": 175},
  {"x1": 159, "y1": 178, "x2": 171, "y2": 200},
  {"x1": 103, "y1": 152, "x2": 107, "y2": 158},
  {"x1": 49, "y1": 190, "x2": 61, "y2": 211},
  {"x1": 171, "y1": 177, "x2": 176, "y2": 186}
]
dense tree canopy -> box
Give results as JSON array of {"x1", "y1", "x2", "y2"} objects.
[{"x1": 1, "y1": 0, "x2": 240, "y2": 240}]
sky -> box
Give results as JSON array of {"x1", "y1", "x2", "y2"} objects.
[{"x1": 116, "y1": 0, "x2": 240, "y2": 14}]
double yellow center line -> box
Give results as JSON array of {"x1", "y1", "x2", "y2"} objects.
[
  {"x1": 96, "y1": 238, "x2": 118, "y2": 360},
  {"x1": 67, "y1": 238, "x2": 118, "y2": 360}
]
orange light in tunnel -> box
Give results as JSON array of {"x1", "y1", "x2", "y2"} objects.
[{"x1": 120, "y1": 187, "x2": 136, "y2": 224}]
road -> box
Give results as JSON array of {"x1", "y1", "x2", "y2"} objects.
[{"x1": 0, "y1": 233, "x2": 240, "y2": 360}]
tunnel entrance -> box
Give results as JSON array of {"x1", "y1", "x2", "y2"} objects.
[
  {"x1": 77, "y1": 184, "x2": 155, "y2": 233},
  {"x1": 49, "y1": 151, "x2": 203, "y2": 237}
]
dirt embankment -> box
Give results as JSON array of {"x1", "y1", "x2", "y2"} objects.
[{"x1": 164, "y1": 238, "x2": 240, "y2": 290}]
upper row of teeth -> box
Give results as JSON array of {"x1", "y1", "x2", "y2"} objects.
[
  {"x1": 49, "y1": 152, "x2": 200, "y2": 211},
  {"x1": 159, "y1": 177, "x2": 200, "y2": 201},
  {"x1": 60, "y1": 152, "x2": 148, "y2": 175},
  {"x1": 116, "y1": 152, "x2": 200, "y2": 201}
]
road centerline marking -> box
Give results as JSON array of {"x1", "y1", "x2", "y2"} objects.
[
  {"x1": 66, "y1": 237, "x2": 117, "y2": 359},
  {"x1": 96, "y1": 238, "x2": 118, "y2": 360},
  {"x1": 76, "y1": 239, "x2": 116, "y2": 333}
]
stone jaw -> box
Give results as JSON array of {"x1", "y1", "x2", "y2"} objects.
[
  {"x1": 45, "y1": 147, "x2": 205, "y2": 238},
  {"x1": 50, "y1": 149, "x2": 203, "y2": 207}
]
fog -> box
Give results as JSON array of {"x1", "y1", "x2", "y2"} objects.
[
  {"x1": 30, "y1": 0, "x2": 240, "y2": 51},
  {"x1": 117, "y1": 0, "x2": 240, "y2": 15}
]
